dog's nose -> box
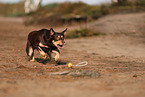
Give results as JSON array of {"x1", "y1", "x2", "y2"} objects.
[{"x1": 63, "y1": 41, "x2": 65, "y2": 44}]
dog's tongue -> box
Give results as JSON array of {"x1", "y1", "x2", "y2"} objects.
[{"x1": 58, "y1": 45, "x2": 63, "y2": 49}]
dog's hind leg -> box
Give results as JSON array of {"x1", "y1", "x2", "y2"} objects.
[
  {"x1": 47, "y1": 51, "x2": 52, "y2": 61},
  {"x1": 29, "y1": 48, "x2": 35, "y2": 61},
  {"x1": 26, "y1": 40, "x2": 35, "y2": 61}
]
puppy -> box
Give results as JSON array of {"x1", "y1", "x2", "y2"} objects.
[{"x1": 26, "y1": 28, "x2": 67, "y2": 62}]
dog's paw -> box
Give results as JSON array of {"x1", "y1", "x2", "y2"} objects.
[
  {"x1": 30, "y1": 59, "x2": 35, "y2": 62},
  {"x1": 29, "y1": 57, "x2": 35, "y2": 62}
]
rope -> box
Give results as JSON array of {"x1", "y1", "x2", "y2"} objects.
[
  {"x1": 68, "y1": 61, "x2": 88, "y2": 68},
  {"x1": 49, "y1": 61, "x2": 88, "y2": 75}
]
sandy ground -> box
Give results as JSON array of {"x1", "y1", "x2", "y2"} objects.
[{"x1": 0, "y1": 12, "x2": 145, "y2": 97}]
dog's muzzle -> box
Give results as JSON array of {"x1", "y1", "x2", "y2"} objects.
[
  {"x1": 52, "y1": 40, "x2": 64, "y2": 50},
  {"x1": 57, "y1": 44, "x2": 63, "y2": 49}
]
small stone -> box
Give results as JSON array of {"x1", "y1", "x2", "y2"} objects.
[{"x1": 133, "y1": 74, "x2": 137, "y2": 77}]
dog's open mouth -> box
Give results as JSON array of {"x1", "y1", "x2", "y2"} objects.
[{"x1": 57, "y1": 44, "x2": 63, "y2": 49}]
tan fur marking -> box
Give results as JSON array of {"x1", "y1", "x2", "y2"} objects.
[
  {"x1": 39, "y1": 43, "x2": 48, "y2": 48},
  {"x1": 38, "y1": 47, "x2": 47, "y2": 59},
  {"x1": 52, "y1": 50, "x2": 60, "y2": 61},
  {"x1": 30, "y1": 57, "x2": 35, "y2": 61},
  {"x1": 39, "y1": 50, "x2": 47, "y2": 59},
  {"x1": 29, "y1": 47, "x2": 33, "y2": 56},
  {"x1": 52, "y1": 40, "x2": 63, "y2": 47}
]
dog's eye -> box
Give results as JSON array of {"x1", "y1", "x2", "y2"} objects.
[
  {"x1": 58, "y1": 36, "x2": 60, "y2": 38},
  {"x1": 61, "y1": 36, "x2": 63, "y2": 38}
]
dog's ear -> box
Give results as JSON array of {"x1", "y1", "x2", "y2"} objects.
[
  {"x1": 50, "y1": 28, "x2": 55, "y2": 35},
  {"x1": 62, "y1": 28, "x2": 67, "y2": 35}
]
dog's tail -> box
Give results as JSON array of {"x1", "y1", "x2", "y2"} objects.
[{"x1": 26, "y1": 39, "x2": 31, "y2": 56}]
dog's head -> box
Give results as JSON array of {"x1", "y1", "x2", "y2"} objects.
[{"x1": 50, "y1": 28, "x2": 67, "y2": 50}]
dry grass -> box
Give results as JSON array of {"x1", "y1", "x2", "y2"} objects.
[{"x1": 0, "y1": 2, "x2": 25, "y2": 17}]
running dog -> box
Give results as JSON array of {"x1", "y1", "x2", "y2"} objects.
[{"x1": 26, "y1": 28, "x2": 67, "y2": 62}]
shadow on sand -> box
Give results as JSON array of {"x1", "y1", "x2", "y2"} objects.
[{"x1": 35, "y1": 58, "x2": 67, "y2": 66}]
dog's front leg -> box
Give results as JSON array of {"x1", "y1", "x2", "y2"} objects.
[
  {"x1": 52, "y1": 50, "x2": 60, "y2": 61},
  {"x1": 38, "y1": 47, "x2": 47, "y2": 59}
]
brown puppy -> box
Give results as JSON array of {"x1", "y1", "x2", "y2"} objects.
[{"x1": 26, "y1": 28, "x2": 67, "y2": 62}]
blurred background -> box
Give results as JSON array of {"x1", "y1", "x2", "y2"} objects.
[
  {"x1": 0, "y1": 0, "x2": 111, "y2": 5},
  {"x1": 0, "y1": 0, "x2": 145, "y2": 37}
]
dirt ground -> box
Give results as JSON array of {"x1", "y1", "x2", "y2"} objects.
[{"x1": 0, "y1": 12, "x2": 145, "y2": 97}]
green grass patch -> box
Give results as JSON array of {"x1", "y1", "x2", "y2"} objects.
[
  {"x1": 66, "y1": 28, "x2": 101, "y2": 38},
  {"x1": 43, "y1": 3, "x2": 59, "y2": 9}
]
